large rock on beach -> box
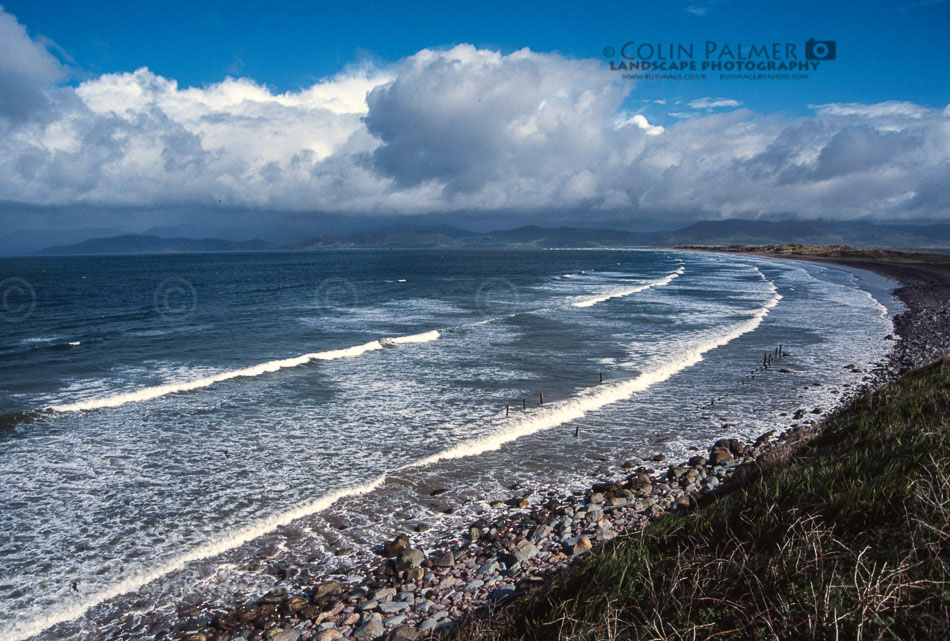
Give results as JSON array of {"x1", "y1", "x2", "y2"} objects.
[
  {"x1": 281, "y1": 595, "x2": 308, "y2": 614},
  {"x1": 511, "y1": 539, "x2": 540, "y2": 563},
  {"x1": 572, "y1": 535, "x2": 593, "y2": 555},
  {"x1": 667, "y1": 466, "x2": 690, "y2": 480},
  {"x1": 714, "y1": 439, "x2": 745, "y2": 456},
  {"x1": 354, "y1": 614, "x2": 385, "y2": 640},
  {"x1": 312, "y1": 581, "x2": 343, "y2": 600},
  {"x1": 397, "y1": 549, "x2": 425, "y2": 569},
  {"x1": 382, "y1": 535, "x2": 411, "y2": 558},
  {"x1": 629, "y1": 473, "x2": 653, "y2": 490},
  {"x1": 378, "y1": 601, "x2": 409, "y2": 614},
  {"x1": 373, "y1": 587, "x2": 397, "y2": 600},
  {"x1": 709, "y1": 447, "x2": 734, "y2": 466},
  {"x1": 433, "y1": 549, "x2": 455, "y2": 567},
  {"x1": 478, "y1": 558, "x2": 500, "y2": 576},
  {"x1": 505, "y1": 496, "x2": 530, "y2": 508},
  {"x1": 260, "y1": 587, "x2": 288, "y2": 604}
]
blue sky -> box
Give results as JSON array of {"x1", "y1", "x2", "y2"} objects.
[
  {"x1": 7, "y1": 0, "x2": 948, "y2": 118},
  {"x1": 0, "y1": 1, "x2": 947, "y2": 237}
]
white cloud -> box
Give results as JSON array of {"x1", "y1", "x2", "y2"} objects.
[
  {"x1": 0, "y1": 7, "x2": 65, "y2": 121},
  {"x1": 689, "y1": 97, "x2": 742, "y2": 110},
  {"x1": 615, "y1": 113, "x2": 665, "y2": 136},
  {"x1": 0, "y1": 7, "x2": 947, "y2": 223}
]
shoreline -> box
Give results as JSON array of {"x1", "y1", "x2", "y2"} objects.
[{"x1": 160, "y1": 253, "x2": 950, "y2": 641}]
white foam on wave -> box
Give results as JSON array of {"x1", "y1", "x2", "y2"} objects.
[
  {"x1": 410, "y1": 278, "x2": 780, "y2": 469},
  {"x1": 572, "y1": 263, "x2": 685, "y2": 308},
  {"x1": 19, "y1": 336, "x2": 61, "y2": 345},
  {"x1": 0, "y1": 475, "x2": 389, "y2": 641},
  {"x1": 388, "y1": 330, "x2": 440, "y2": 344},
  {"x1": 13, "y1": 271, "x2": 781, "y2": 641},
  {"x1": 47, "y1": 330, "x2": 441, "y2": 413}
]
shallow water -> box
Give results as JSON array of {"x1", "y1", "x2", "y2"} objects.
[{"x1": 0, "y1": 249, "x2": 895, "y2": 640}]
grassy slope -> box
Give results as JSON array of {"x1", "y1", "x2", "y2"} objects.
[{"x1": 457, "y1": 359, "x2": 950, "y2": 640}]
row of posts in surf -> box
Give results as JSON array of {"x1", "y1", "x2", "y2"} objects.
[
  {"x1": 501, "y1": 344, "x2": 787, "y2": 428},
  {"x1": 503, "y1": 373, "x2": 607, "y2": 437}
]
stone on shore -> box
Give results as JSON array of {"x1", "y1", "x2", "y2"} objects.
[
  {"x1": 260, "y1": 587, "x2": 287, "y2": 604},
  {"x1": 572, "y1": 535, "x2": 593, "y2": 555},
  {"x1": 382, "y1": 535, "x2": 411, "y2": 558},
  {"x1": 511, "y1": 539, "x2": 540, "y2": 563},
  {"x1": 378, "y1": 601, "x2": 409, "y2": 614},
  {"x1": 595, "y1": 523, "x2": 617, "y2": 541},
  {"x1": 389, "y1": 625, "x2": 425, "y2": 640},
  {"x1": 282, "y1": 595, "x2": 308, "y2": 614},
  {"x1": 478, "y1": 558, "x2": 500, "y2": 576},
  {"x1": 397, "y1": 549, "x2": 425, "y2": 569},
  {"x1": 373, "y1": 587, "x2": 397, "y2": 600},
  {"x1": 630, "y1": 473, "x2": 652, "y2": 490},
  {"x1": 490, "y1": 586, "x2": 516, "y2": 603},
  {"x1": 433, "y1": 549, "x2": 455, "y2": 567},
  {"x1": 709, "y1": 447, "x2": 734, "y2": 466},
  {"x1": 354, "y1": 613, "x2": 385, "y2": 640}
]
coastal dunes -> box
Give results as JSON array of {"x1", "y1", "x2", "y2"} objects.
[{"x1": 172, "y1": 253, "x2": 950, "y2": 641}]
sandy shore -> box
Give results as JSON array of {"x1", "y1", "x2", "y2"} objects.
[{"x1": 169, "y1": 254, "x2": 948, "y2": 641}]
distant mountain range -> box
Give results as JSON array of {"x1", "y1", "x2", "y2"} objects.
[
  {"x1": 292, "y1": 220, "x2": 950, "y2": 250},
  {"x1": 34, "y1": 235, "x2": 276, "y2": 255},
  {"x1": 18, "y1": 219, "x2": 950, "y2": 256}
]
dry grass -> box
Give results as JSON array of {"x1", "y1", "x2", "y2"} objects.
[{"x1": 454, "y1": 359, "x2": 950, "y2": 641}]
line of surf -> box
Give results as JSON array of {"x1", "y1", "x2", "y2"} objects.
[
  {"x1": 572, "y1": 263, "x2": 685, "y2": 308},
  {"x1": 0, "y1": 475, "x2": 390, "y2": 641},
  {"x1": 12, "y1": 274, "x2": 780, "y2": 641},
  {"x1": 409, "y1": 277, "x2": 780, "y2": 469},
  {"x1": 47, "y1": 330, "x2": 441, "y2": 413}
]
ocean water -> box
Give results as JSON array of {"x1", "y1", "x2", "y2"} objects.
[{"x1": 0, "y1": 249, "x2": 897, "y2": 640}]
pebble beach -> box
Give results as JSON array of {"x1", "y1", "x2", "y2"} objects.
[{"x1": 169, "y1": 256, "x2": 950, "y2": 641}]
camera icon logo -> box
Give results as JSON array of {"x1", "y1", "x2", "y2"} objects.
[{"x1": 805, "y1": 38, "x2": 836, "y2": 61}]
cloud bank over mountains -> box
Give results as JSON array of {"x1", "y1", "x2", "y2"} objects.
[{"x1": 0, "y1": 8, "x2": 947, "y2": 225}]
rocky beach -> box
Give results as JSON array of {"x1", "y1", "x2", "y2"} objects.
[{"x1": 166, "y1": 255, "x2": 949, "y2": 641}]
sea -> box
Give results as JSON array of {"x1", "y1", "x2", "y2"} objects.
[{"x1": 0, "y1": 248, "x2": 900, "y2": 640}]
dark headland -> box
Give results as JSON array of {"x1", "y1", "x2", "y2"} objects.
[{"x1": 173, "y1": 247, "x2": 949, "y2": 641}]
